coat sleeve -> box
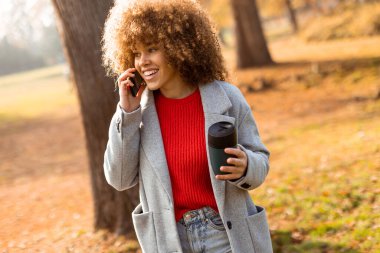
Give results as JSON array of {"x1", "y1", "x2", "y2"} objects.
[
  {"x1": 103, "y1": 103, "x2": 141, "y2": 191},
  {"x1": 228, "y1": 95, "x2": 270, "y2": 191}
]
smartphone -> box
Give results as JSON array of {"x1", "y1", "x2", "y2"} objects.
[{"x1": 129, "y1": 71, "x2": 145, "y2": 97}]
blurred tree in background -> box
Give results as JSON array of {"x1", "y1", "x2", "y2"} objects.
[
  {"x1": 3, "y1": 0, "x2": 379, "y2": 76},
  {"x1": 0, "y1": 0, "x2": 64, "y2": 75},
  {"x1": 285, "y1": 0, "x2": 299, "y2": 32},
  {"x1": 51, "y1": 0, "x2": 139, "y2": 238},
  {"x1": 0, "y1": 38, "x2": 45, "y2": 75},
  {"x1": 2, "y1": 0, "x2": 380, "y2": 243},
  {"x1": 231, "y1": 0, "x2": 274, "y2": 67}
]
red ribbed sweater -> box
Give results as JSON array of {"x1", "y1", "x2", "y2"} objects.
[{"x1": 154, "y1": 88, "x2": 218, "y2": 222}]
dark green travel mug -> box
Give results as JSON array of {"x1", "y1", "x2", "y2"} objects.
[{"x1": 208, "y1": 121, "x2": 237, "y2": 176}]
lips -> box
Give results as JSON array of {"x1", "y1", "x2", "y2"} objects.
[
  {"x1": 143, "y1": 69, "x2": 158, "y2": 76},
  {"x1": 142, "y1": 69, "x2": 158, "y2": 81}
]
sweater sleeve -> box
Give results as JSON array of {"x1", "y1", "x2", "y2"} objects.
[{"x1": 103, "y1": 103, "x2": 141, "y2": 191}]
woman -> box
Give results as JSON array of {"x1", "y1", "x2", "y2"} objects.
[{"x1": 102, "y1": 0, "x2": 273, "y2": 252}]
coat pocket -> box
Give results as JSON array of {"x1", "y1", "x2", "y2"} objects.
[
  {"x1": 132, "y1": 203, "x2": 158, "y2": 253},
  {"x1": 246, "y1": 205, "x2": 273, "y2": 253}
]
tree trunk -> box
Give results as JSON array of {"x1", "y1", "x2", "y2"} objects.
[
  {"x1": 315, "y1": 0, "x2": 324, "y2": 13},
  {"x1": 51, "y1": 0, "x2": 139, "y2": 238},
  {"x1": 231, "y1": 0, "x2": 274, "y2": 68},
  {"x1": 304, "y1": 0, "x2": 313, "y2": 10},
  {"x1": 285, "y1": 0, "x2": 299, "y2": 33}
]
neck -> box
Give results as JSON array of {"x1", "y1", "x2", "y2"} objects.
[{"x1": 160, "y1": 79, "x2": 197, "y2": 99}]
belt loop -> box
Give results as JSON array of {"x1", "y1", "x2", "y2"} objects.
[
  {"x1": 200, "y1": 207, "x2": 206, "y2": 221},
  {"x1": 202, "y1": 206, "x2": 210, "y2": 219}
]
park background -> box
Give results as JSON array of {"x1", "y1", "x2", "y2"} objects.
[{"x1": 0, "y1": 0, "x2": 379, "y2": 252}]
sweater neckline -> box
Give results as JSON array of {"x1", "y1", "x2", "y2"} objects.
[{"x1": 154, "y1": 87, "x2": 200, "y2": 105}]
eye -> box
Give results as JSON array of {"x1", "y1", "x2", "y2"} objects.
[
  {"x1": 148, "y1": 47, "x2": 158, "y2": 53},
  {"x1": 133, "y1": 51, "x2": 141, "y2": 58}
]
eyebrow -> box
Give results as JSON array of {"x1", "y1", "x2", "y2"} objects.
[
  {"x1": 131, "y1": 43, "x2": 158, "y2": 52},
  {"x1": 145, "y1": 43, "x2": 157, "y2": 48}
]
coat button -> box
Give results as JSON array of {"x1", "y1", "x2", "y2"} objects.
[
  {"x1": 241, "y1": 183, "x2": 251, "y2": 189},
  {"x1": 227, "y1": 221, "x2": 232, "y2": 229}
]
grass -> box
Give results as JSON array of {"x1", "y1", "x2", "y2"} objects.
[
  {"x1": 250, "y1": 80, "x2": 380, "y2": 252},
  {"x1": 1, "y1": 36, "x2": 380, "y2": 252},
  {"x1": 0, "y1": 64, "x2": 76, "y2": 123}
]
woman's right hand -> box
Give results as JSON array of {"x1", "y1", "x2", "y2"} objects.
[{"x1": 117, "y1": 68, "x2": 146, "y2": 112}]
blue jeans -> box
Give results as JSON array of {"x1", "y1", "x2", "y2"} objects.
[{"x1": 176, "y1": 206, "x2": 232, "y2": 253}]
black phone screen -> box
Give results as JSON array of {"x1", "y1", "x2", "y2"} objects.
[{"x1": 130, "y1": 71, "x2": 144, "y2": 97}]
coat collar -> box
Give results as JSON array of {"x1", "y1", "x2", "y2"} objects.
[
  {"x1": 140, "y1": 80, "x2": 232, "y2": 114},
  {"x1": 139, "y1": 81, "x2": 234, "y2": 212}
]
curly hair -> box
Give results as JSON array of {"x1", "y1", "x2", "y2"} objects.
[{"x1": 101, "y1": 0, "x2": 228, "y2": 85}]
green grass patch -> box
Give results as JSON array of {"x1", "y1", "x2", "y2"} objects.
[{"x1": 254, "y1": 99, "x2": 380, "y2": 252}]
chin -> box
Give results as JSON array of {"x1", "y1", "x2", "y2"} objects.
[{"x1": 146, "y1": 84, "x2": 159, "y2": 91}]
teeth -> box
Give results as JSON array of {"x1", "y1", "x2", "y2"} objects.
[{"x1": 144, "y1": 70, "x2": 158, "y2": 76}]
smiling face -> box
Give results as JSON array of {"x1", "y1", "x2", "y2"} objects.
[{"x1": 133, "y1": 43, "x2": 191, "y2": 98}]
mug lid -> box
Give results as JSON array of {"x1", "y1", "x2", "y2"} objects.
[{"x1": 208, "y1": 121, "x2": 237, "y2": 148}]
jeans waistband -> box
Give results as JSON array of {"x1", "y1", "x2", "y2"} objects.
[{"x1": 179, "y1": 206, "x2": 219, "y2": 227}]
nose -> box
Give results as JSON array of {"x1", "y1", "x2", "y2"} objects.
[{"x1": 137, "y1": 52, "x2": 150, "y2": 67}]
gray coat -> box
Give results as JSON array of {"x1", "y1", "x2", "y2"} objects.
[{"x1": 104, "y1": 81, "x2": 273, "y2": 253}]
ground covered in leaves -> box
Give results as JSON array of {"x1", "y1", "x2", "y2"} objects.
[{"x1": 0, "y1": 36, "x2": 379, "y2": 252}]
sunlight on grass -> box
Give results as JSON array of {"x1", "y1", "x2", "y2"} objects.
[
  {"x1": 253, "y1": 99, "x2": 380, "y2": 252},
  {"x1": 1, "y1": 34, "x2": 379, "y2": 252},
  {"x1": 0, "y1": 64, "x2": 77, "y2": 123}
]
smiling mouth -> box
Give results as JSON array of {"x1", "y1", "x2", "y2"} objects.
[
  {"x1": 142, "y1": 69, "x2": 158, "y2": 81},
  {"x1": 143, "y1": 69, "x2": 158, "y2": 76}
]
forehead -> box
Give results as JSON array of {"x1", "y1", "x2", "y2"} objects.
[{"x1": 132, "y1": 42, "x2": 158, "y2": 51}]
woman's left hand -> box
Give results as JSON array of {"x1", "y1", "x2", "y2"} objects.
[{"x1": 216, "y1": 147, "x2": 248, "y2": 181}]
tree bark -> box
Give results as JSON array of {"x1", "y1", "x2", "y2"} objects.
[
  {"x1": 315, "y1": 0, "x2": 324, "y2": 13},
  {"x1": 285, "y1": 0, "x2": 299, "y2": 33},
  {"x1": 231, "y1": 0, "x2": 274, "y2": 68},
  {"x1": 51, "y1": 0, "x2": 139, "y2": 238}
]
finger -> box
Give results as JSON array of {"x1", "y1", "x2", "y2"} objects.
[
  {"x1": 226, "y1": 157, "x2": 244, "y2": 166},
  {"x1": 215, "y1": 173, "x2": 242, "y2": 181},
  {"x1": 220, "y1": 166, "x2": 241, "y2": 174},
  {"x1": 118, "y1": 68, "x2": 136, "y2": 83},
  {"x1": 221, "y1": 165, "x2": 246, "y2": 175},
  {"x1": 224, "y1": 148, "x2": 244, "y2": 157},
  {"x1": 120, "y1": 79, "x2": 134, "y2": 90},
  {"x1": 120, "y1": 79, "x2": 129, "y2": 88}
]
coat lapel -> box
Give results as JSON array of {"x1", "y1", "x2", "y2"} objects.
[
  {"x1": 200, "y1": 81, "x2": 235, "y2": 213},
  {"x1": 139, "y1": 81, "x2": 234, "y2": 211},
  {"x1": 140, "y1": 89, "x2": 174, "y2": 202}
]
